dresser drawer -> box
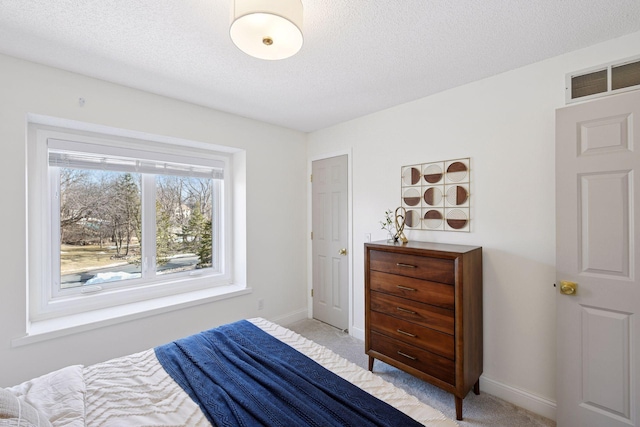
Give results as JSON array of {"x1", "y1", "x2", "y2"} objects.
[
  {"x1": 369, "y1": 250, "x2": 455, "y2": 284},
  {"x1": 370, "y1": 311, "x2": 455, "y2": 360},
  {"x1": 370, "y1": 331, "x2": 455, "y2": 385},
  {"x1": 370, "y1": 291, "x2": 454, "y2": 335},
  {"x1": 369, "y1": 270, "x2": 454, "y2": 310}
]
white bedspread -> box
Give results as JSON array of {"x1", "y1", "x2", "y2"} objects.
[
  {"x1": 7, "y1": 365, "x2": 85, "y2": 427},
  {"x1": 5, "y1": 318, "x2": 457, "y2": 427}
]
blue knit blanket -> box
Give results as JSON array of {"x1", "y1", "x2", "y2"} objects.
[{"x1": 154, "y1": 320, "x2": 423, "y2": 427}]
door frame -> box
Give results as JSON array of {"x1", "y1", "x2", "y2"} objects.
[{"x1": 307, "y1": 149, "x2": 353, "y2": 333}]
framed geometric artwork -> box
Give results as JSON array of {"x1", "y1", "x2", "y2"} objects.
[{"x1": 401, "y1": 157, "x2": 471, "y2": 232}]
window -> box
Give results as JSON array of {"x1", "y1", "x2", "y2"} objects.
[
  {"x1": 566, "y1": 55, "x2": 640, "y2": 103},
  {"x1": 49, "y1": 139, "x2": 224, "y2": 292},
  {"x1": 27, "y1": 121, "x2": 240, "y2": 327}
]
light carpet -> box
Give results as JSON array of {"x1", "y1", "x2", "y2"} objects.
[{"x1": 287, "y1": 318, "x2": 555, "y2": 427}]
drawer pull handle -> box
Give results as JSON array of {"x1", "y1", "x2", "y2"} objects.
[
  {"x1": 396, "y1": 307, "x2": 416, "y2": 315},
  {"x1": 396, "y1": 263, "x2": 417, "y2": 268},
  {"x1": 396, "y1": 329, "x2": 416, "y2": 338},
  {"x1": 397, "y1": 351, "x2": 417, "y2": 361},
  {"x1": 396, "y1": 285, "x2": 416, "y2": 291}
]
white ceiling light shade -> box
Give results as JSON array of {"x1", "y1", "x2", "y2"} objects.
[{"x1": 230, "y1": 0, "x2": 303, "y2": 60}]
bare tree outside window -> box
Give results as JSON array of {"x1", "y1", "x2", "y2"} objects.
[
  {"x1": 155, "y1": 175, "x2": 213, "y2": 274},
  {"x1": 59, "y1": 169, "x2": 213, "y2": 288}
]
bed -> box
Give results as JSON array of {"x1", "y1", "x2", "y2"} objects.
[{"x1": 1, "y1": 318, "x2": 457, "y2": 427}]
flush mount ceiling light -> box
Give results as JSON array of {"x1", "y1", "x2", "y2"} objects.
[{"x1": 230, "y1": 0, "x2": 303, "y2": 60}]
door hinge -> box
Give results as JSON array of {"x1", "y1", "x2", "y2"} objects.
[
  {"x1": 311, "y1": 231, "x2": 313, "y2": 240},
  {"x1": 311, "y1": 289, "x2": 314, "y2": 297},
  {"x1": 310, "y1": 174, "x2": 313, "y2": 182}
]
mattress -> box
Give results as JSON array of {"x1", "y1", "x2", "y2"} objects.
[{"x1": 3, "y1": 318, "x2": 457, "y2": 427}]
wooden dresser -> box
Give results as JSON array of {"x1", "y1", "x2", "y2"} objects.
[{"x1": 364, "y1": 241, "x2": 482, "y2": 421}]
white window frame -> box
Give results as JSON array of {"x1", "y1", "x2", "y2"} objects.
[
  {"x1": 565, "y1": 54, "x2": 640, "y2": 104},
  {"x1": 27, "y1": 120, "x2": 239, "y2": 331},
  {"x1": 47, "y1": 138, "x2": 226, "y2": 298}
]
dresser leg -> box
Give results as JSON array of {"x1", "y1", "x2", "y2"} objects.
[
  {"x1": 474, "y1": 379, "x2": 480, "y2": 395},
  {"x1": 455, "y1": 396, "x2": 463, "y2": 421},
  {"x1": 368, "y1": 356, "x2": 374, "y2": 371}
]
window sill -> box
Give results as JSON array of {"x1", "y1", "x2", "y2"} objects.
[{"x1": 12, "y1": 284, "x2": 252, "y2": 347}]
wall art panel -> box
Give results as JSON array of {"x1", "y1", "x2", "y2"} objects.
[{"x1": 401, "y1": 158, "x2": 470, "y2": 232}]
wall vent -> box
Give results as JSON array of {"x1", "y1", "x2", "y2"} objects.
[{"x1": 566, "y1": 55, "x2": 640, "y2": 103}]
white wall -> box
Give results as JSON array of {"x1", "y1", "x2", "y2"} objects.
[
  {"x1": 308, "y1": 31, "x2": 640, "y2": 419},
  {"x1": 0, "y1": 54, "x2": 308, "y2": 387}
]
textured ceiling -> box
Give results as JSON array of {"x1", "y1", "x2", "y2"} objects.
[{"x1": 1, "y1": 1, "x2": 639, "y2": 132}]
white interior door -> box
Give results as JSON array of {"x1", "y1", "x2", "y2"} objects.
[
  {"x1": 312, "y1": 155, "x2": 349, "y2": 330},
  {"x1": 556, "y1": 90, "x2": 640, "y2": 427}
]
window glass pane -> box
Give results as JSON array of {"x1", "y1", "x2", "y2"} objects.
[
  {"x1": 571, "y1": 69, "x2": 607, "y2": 99},
  {"x1": 60, "y1": 169, "x2": 142, "y2": 288},
  {"x1": 612, "y1": 60, "x2": 640, "y2": 90},
  {"x1": 156, "y1": 175, "x2": 214, "y2": 276}
]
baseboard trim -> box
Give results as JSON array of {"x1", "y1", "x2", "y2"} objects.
[
  {"x1": 350, "y1": 325, "x2": 364, "y2": 341},
  {"x1": 270, "y1": 308, "x2": 308, "y2": 326},
  {"x1": 480, "y1": 375, "x2": 556, "y2": 421}
]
